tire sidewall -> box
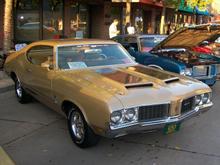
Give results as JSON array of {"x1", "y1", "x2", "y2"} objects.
[
  {"x1": 15, "y1": 78, "x2": 23, "y2": 101},
  {"x1": 68, "y1": 109, "x2": 87, "y2": 146}
]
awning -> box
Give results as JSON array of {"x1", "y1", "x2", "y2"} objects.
[{"x1": 196, "y1": 7, "x2": 210, "y2": 16}]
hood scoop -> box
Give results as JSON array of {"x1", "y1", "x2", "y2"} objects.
[
  {"x1": 125, "y1": 82, "x2": 153, "y2": 89},
  {"x1": 164, "y1": 77, "x2": 180, "y2": 84}
]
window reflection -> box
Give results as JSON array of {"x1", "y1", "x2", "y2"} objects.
[
  {"x1": 70, "y1": 3, "x2": 89, "y2": 38},
  {"x1": 15, "y1": 0, "x2": 40, "y2": 42},
  {"x1": 43, "y1": 0, "x2": 63, "y2": 39}
]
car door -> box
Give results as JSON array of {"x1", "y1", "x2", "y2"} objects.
[{"x1": 24, "y1": 45, "x2": 55, "y2": 103}]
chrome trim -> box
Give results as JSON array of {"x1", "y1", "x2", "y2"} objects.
[{"x1": 151, "y1": 48, "x2": 186, "y2": 53}]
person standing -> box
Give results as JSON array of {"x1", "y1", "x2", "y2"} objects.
[
  {"x1": 127, "y1": 23, "x2": 135, "y2": 34},
  {"x1": 109, "y1": 19, "x2": 120, "y2": 38}
]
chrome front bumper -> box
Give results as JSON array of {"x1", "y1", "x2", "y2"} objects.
[{"x1": 105, "y1": 102, "x2": 213, "y2": 138}]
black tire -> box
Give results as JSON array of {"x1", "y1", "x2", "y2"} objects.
[
  {"x1": 67, "y1": 107, "x2": 100, "y2": 148},
  {"x1": 15, "y1": 77, "x2": 32, "y2": 104},
  {"x1": 209, "y1": 81, "x2": 216, "y2": 87}
]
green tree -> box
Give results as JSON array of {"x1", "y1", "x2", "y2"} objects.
[{"x1": 186, "y1": 0, "x2": 213, "y2": 11}]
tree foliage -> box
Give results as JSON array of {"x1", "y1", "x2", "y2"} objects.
[
  {"x1": 159, "y1": 0, "x2": 213, "y2": 11},
  {"x1": 186, "y1": 0, "x2": 213, "y2": 11}
]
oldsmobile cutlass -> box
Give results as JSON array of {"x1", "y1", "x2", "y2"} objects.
[
  {"x1": 113, "y1": 24, "x2": 220, "y2": 86},
  {"x1": 4, "y1": 39, "x2": 213, "y2": 148}
]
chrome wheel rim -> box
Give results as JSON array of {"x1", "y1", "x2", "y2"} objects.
[
  {"x1": 16, "y1": 80, "x2": 22, "y2": 98},
  {"x1": 71, "y1": 111, "x2": 85, "y2": 142}
]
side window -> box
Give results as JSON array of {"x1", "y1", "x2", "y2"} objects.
[{"x1": 27, "y1": 46, "x2": 53, "y2": 66}]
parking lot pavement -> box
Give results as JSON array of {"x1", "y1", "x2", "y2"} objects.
[
  {"x1": 0, "y1": 83, "x2": 220, "y2": 165},
  {"x1": 0, "y1": 71, "x2": 14, "y2": 93}
]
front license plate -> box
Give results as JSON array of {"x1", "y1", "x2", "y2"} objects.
[{"x1": 163, "y1": 123, "x2": 181, "y2": 135}]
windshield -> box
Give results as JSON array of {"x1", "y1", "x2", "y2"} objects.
[
  {"x1": 57, "y1": 44, "x2": 134, "y2": 70},
  {"x1": 140, "y1": 36, "x2": 166, "y2": 52}
]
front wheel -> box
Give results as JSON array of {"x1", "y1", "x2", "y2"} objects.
[
  {"x1": 67, "y1": 108, "x2": 100, "y2": 148},
  {"x1": 15, "y1": 77, "x2": 32, "y2": 103}
]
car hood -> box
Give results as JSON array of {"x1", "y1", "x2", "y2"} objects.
[
  {"x1": 151, "y1": 24, "x2": 220, "y2": 51},
  {"x1": 60, "y1": 64, "x2": 209, "y2": 97},
  {"x1": 59, "y1": 64, "x2": 211, "y2": 110}
]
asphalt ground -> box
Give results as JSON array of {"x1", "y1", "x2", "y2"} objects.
[{"x1": 0, "y1": 82, "x2": 220, "y2": 165}]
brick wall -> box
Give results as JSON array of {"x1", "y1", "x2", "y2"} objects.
[{"x1": 0, "y1": 0, "x2": 4, "y2": 50}]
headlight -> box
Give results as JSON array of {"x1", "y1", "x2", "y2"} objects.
[
  {"x1": 195, "y1": 93, "x2": 211, "y2": 106},
  {"x1": 110, "y1": 107, "x2": 138, "y2": 126},
  {"x1": 110, "y1": 111, "x2": 122, "y2": 124},
  {"x1": 202, "y1": 93, "x2": 211, "y2": 104},
  {"x1": 180, "y1": 68, "x2": 192, "y2": 76},
  {"x1": 124, "y1": 107, "x2": 138, "y2": 121},
  {"x1": 195, "y1": 95, "x2": 202, "y2": 106}
]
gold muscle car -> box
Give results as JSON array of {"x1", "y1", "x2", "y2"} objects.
[{"x1": 4, "y1": 39, "x2": 213, "y2": 148}]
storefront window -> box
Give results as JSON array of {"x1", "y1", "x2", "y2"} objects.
[
  {"x1": 43, "y1": 0, "x2": 63, "y2": 39},
  {"x1": 69, "y1": 3, "x2": 89, "y2": 38},
  {"x1": 15, "y1": 0, "x2": 40, "y2": 42}
]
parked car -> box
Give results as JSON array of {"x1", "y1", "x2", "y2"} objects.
[
  {"x1": 113, "y1": 34, "x2": 167, "y2": 53},
  {"x1": 113, "y1": 25, "x2": 220, "y2": 86},
  {"x1": 4, "y1": 39, "x2": 213, "y2": 148},
  {"x1": 192, "y1": 36, "x2": 220, "y2": 78}
]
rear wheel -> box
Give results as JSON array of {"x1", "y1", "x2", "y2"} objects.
[
  {"x1": 15, "y1": 77, "x2": 32, "y2": 103},
  {"x1": 208, "y1": 81, "x2": 216, "y2": 87},
  {"x1": 67, "y1": 107, "x2": 100, "y2": 148}
]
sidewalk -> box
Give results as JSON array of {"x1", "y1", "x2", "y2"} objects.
[{"x1": 0, "y1": 70, "x2": 14, "y2": 93}]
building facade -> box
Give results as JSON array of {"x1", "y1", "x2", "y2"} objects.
[
  {"x1": 0, "y1": 0, "x2": 4, "y2": 50},
  {"x1": 0, "y1": 0, "x2": 212, "y2": 51}
]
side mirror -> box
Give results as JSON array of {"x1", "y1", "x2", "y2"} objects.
[
  {"x1": 129, "y1": 46, "x2": 136, "y2": 52},
  {"x1": 41, "y1": 56, "x2": 53, "y2": 70},
  {"x1": 41, "y1": 62, "x2": 53, "y2": 70},
  {"x1": 41, "y1": 62, "x2": 50, "y2": 68}
]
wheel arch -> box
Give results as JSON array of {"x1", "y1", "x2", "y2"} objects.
[
  {"x1": 61, "y1": 100, "x2": 90, "y2": 124},
  {"x1": 10, "y1": 71, "x2": 17, "y2": 82}
]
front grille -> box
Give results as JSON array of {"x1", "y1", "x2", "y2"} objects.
[
  {"x1": 138, "y1": 104, "x2": 169, "y2": 121},
  {"x1": 181, "y1": 97, "x2": 195, "y2": 114}
]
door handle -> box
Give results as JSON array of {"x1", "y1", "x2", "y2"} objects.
[{"x1": 26, "y1": 68, "x2": 32, "y2": 73}]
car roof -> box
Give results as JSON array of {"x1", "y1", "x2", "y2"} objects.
[{"x1": 29, "y1": 39, "x2": 117, "y2": 47}]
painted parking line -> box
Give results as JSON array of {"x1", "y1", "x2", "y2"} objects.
[{"x1": 0, "y1": 146, "x2": 15, "y2": 165}]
